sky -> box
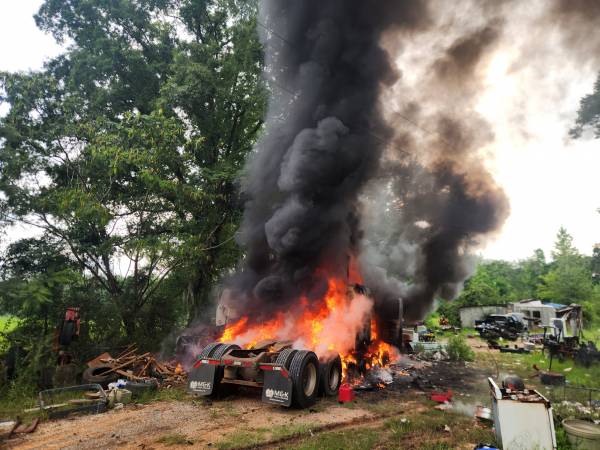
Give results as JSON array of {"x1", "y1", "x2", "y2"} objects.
[{"x1": 0, "y1": 0, "x2": 598, "y2": 263}]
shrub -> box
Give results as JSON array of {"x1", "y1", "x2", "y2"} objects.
[{"x1": 446, "y1": 335, "x2": 474, "y2": 362}]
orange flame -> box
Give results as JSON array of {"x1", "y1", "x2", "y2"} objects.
[{"x1": 218, "y1": 273, "x2": 398, "y2": 380}]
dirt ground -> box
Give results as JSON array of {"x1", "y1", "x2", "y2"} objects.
[{"x1": 4, "y1": 339, "x2": 500, "y2": 450}]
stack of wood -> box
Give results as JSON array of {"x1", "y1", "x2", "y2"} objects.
[{"x1": 87, "y1": 344, "x2": 187, "y2": 386}]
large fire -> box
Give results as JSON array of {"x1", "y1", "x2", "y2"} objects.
[{"x1": 218, "y1": 274, "x2": 399, "y2": 380}]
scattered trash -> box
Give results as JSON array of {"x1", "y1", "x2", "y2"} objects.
[
  {"x1": 488, "y1": 377, "x2": 556, "y2": 450},
  {"x1": 474, "y1": 405, "x2": 493, "y2": 422},
  {"x1": 540, "y1": 371, "x2": 566, "y2": 385},
  {"x1": 431, "y1": 389, "x2": 453, "y2": 403},
  {"x1": 502, "y1": 375, "x2": 525, "y2": 391},
  {"x1": 533, "y1": 364, "x2": 566, "y2": 385},
  {"x1": 32, "y1": 384, "x2": 108, "y2": 419},
  {"x1": 443, "y1": 424, "x2": 451, "y2": 432},
  {"x1": 107, "y1": 388, "x2": 132, "y2": 408},
  {"x1": 366, "y1": 367, "x2": 393, "y2": 385},
  {"x1": 7, "y1": 418, "x2": 40, "y2": 438},
  {"x1": 435, "y1": 403, "x2": 453, "y2": 411},
  {"x1": 564, "y1": 367, "x2": 572, "y2": 372}
]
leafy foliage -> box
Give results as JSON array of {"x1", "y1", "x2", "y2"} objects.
[
  {"x1": 446, "y1": 335, "x2": 474, "y2": 362},
  {"x1": 0, "y1": 0, "x2": 266, "y2": 390},
  {"x1": 571, "y1": 73, "x2": 600, "y2": 138}
]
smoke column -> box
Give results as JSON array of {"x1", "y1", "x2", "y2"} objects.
[
  {"x1": 225, "y1": 0, "x2": 600, "y2": 329},
  {"x1": 228, "y1": 0, "x2": 430, "y2": 320}
]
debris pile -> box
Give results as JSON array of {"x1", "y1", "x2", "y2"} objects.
[{"x1": 84, "y1": 345, "x2": 186, "y2": 387}]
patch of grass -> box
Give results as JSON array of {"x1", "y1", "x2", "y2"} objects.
[
  {"x1": 157, "y1": 432, "x2": 193, "y2": 446},
  {"x1": 0, "y1": 381, "x2": 39, "y2": 420},
  {"x1": 476, "y1": 347, "x2": 600, "y2": 389},
  {"x1": 135, "y1": 386, "x2": 189, "y2": 404},
  {"x1": 555, "y1": 425, "x2": 574, "y2": 450},
  {"x1": 446, "y1": 335, "x2": 475, "y2": 361},
  {"x1": 221, "y1": 400, "x2": 242, "y2": 417},
  {"x1": 352, "y1": 396, "x2": 408, "y2": 415},
  {"x1": 291, "y1": 428, "x2": 380, "y2": 450},
  {"x1": 270, "y1": 422, "x2": 319, "y2": 440},
  {"x1": 216, "y1": 428, "x2": 267, "y2": 449},
  {"x1": 382, "y1": 409, "x2": 496, "y2": 449}
]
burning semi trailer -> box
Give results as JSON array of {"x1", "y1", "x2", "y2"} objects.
[
  {"x1": 188, "y1": 282, "x2": 403, "y2": 408},
  {"x1": 187, "y1": 0, "x2": 507, "y2": 409}
]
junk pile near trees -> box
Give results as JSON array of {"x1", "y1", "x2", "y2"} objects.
[{"x1": 83, "y1": 344, "x2": 186, "y2": 388}]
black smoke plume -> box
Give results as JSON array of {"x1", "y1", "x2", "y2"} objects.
[{"x1": 226, "y1": 0, "x2": 430, "y2": 321}]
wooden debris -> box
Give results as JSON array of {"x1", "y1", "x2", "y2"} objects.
[{"x1": 87, "y1": 345, "x2": 186, "y2": 386}]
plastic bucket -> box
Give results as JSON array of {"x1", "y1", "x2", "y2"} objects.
[{"x1": 562, "y1": 419, "x2": 600, "y2": 450}]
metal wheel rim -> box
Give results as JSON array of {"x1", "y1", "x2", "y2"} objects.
[
  {"x1": 329, "y1": 365, "x2": 340, "y2": 391},
  {"x1": 303, "y1": 362, "x2": 317, "y2": 397}
]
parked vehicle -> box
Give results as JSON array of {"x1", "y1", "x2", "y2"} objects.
[{"x1": 476, "y1": 314, "x2": 525, "y2": 341}]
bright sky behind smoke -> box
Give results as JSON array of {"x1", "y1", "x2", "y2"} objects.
[{"x1": 1, "y1": 0, "x2": 599, "y2": 262}]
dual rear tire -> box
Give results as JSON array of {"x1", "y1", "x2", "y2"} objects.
[
  {"x1": 278, "y1": 350, "x2": 342, "y2": 408},
  {"x1": 195, "y1": 343, "x2": 342, "y2": 408},
  {"x1": 195, "y1": 342, "x2": 240, "y2": 398}
]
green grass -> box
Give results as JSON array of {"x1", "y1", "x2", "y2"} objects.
[
  {"x1": 157, "y1": 432, "x2": 193, "y2": 446},
  {"x1": 215, "y1": 423, "x2": 321, "y2": 449},
  {"x1": 291, "y1": 428, "x2": 380, "y2": 450},
  {"x1": 289, "y1": 410, "x2": 496, "y2": 450},
  {"x1": 476, "y1": 346, "x2": 600, "y2": 389},
  {"x1": 270, "y1": 423, "x2": 319, "y2": 440},
  {"x1": 216, "y1": 428, "x2": 268, "y2": 449},
  {"x1": 134, "y1": 386, "x2": 190, "y2": 404}
]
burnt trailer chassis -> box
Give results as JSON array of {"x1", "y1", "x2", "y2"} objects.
[{"x1": 187, "y1": 341, "x2": 342, "y2": 408}]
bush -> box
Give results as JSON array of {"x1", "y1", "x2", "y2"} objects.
[{"x1": 446, "y1": 335, "x2": 474, "y2": 362}]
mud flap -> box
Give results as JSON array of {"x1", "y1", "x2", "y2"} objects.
[
  {"x1": 187, "y1": 363, "x2": 218, "y2": 396},
  {"x1": 262, "y1": 370, "x2": 293, "y2": 407}
]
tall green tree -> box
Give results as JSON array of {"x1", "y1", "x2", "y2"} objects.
[
  {"x1": 537, "y1": 228, "x2": 593, "y2": 306},
  {"x1": 571, "y1": 72, "x2": 600, "y2": 138},
  {"x1": 0, "y1": 0, "x2": 266, "y2": 341}
]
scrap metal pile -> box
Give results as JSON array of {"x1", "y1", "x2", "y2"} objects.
[{"x1": 84, "y1": 345, "x2": 186, "y2": 387}]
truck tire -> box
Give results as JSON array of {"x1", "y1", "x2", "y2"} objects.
[
  {"x1": 319, "y1": 355, "x2": 342, "y2": 397},
  {"x1": 275, "y1": 348, "x2": 297, "y2": 369},
  {"x1": 289, "y1": 350, "x2": 319, "y2": 409},
  {"x1": 82, "y1": 365, "x2": 119, "y2": 387},
  {"x1": 199, "y1": 342, "x2": 223, "y2": 359},
  {"x1": 212, "y1": 344, "x2": 240, "y2": 359},
  {"x1": 209, "y1": 344, "x2": 241, "y2": 398}
]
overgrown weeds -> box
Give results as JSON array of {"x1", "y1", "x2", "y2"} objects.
[{"x1": 446, "y1": 335, "x2": 475, "y2": 361}]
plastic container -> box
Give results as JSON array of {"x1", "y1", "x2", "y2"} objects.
[
  {"x1": 562, "y1": 419, "x2": 600, "y2": 450},
  {"x1": 338, "y1": 384, "x2": 355, "y2": 403}
]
